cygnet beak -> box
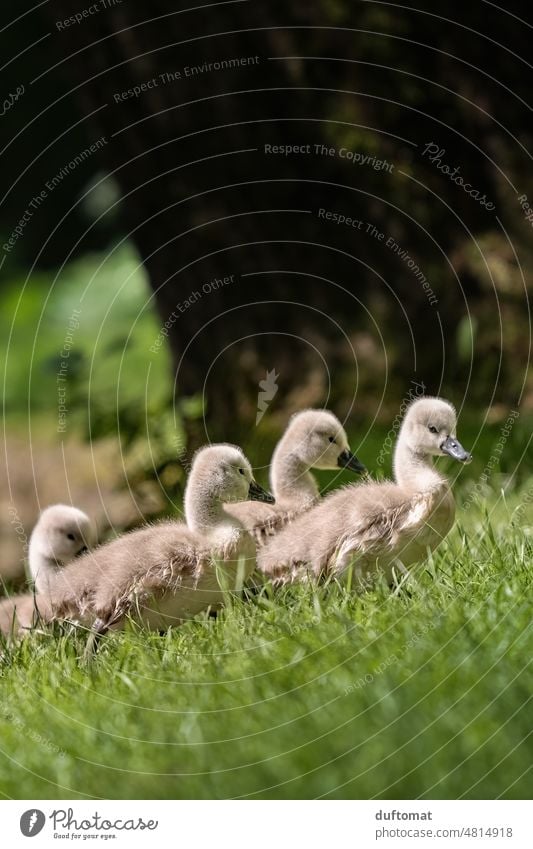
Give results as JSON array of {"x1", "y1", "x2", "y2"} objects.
[
  {"x1": 248, "y1": 480, "x2": 275, "y2": 504},
  {"x1": 440, "y1": 436, "x2": 472, "y2": 463},
  {"x1": 337, "y1": 448, "x2": 366, "y2": 473},
  {"x1": 76, "y1": 545, "x2": 88, "y2": 557}
]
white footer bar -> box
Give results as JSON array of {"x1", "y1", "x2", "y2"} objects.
[{"x1": 1, "y1": 800, "x2": 530, "y2": 848}]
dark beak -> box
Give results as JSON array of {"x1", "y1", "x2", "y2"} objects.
[
  {"x1": 75, "y1": 545, "x2": 88, "y2": 557},
  {"x1": 440, "y1": 436, "x2": 472, "y2": 463},
  {"x1": 248, "y1": 479, "x2": 275, "y2": 504},
  {"x1": 337, "y1": 448, "x2": 366, "y2": 474}
]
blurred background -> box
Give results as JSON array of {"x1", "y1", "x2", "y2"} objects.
[{"x1": 1, "y1": 0, "x2": 532, "y2": 583}]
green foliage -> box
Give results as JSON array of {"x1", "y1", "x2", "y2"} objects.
[
  {"x1": 1, "y1": 244, "x2": 171, "y2": 427},
  {"x1": 0, "y1": 481, "x2": 531, "y2": 799}
]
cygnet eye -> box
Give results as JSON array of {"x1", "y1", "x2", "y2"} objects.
[
  {"x1": 67, "y1": 533, "x2": 76, "y2": 541},
  {"x1": 428, "y1": 425, "x2": 438, "y2": 434},
  {"x1": 238, "y1": 468, "x2": 245, "y2": 475},
  {"x1": 328, "y1": 436, "x2": 336, "y2": 443}
]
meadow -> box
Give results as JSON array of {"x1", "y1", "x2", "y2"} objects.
[
  {"x1": 0, "y1": 249, "x2": 531, "y2": 800},
  {"x1": 0, "y1": 475, "x2": 531, "y2": 800},
  {"x1": 1, "y1": 0, "x2": 532, "y2": 806}
]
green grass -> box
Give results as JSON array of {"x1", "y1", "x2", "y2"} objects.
[
  {"x1": 0, "y1": 481, "x2": 532, "y2": 800},
  {"x1": 2, "y1": 238, "x2": 531, "y2": 800}
]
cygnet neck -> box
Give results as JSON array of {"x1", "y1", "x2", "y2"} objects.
[
  {"x1": 393, "y1": 439, "x2": 447, "y2": 493},
  {"x1": 185, "y1": 481, "x2": 243, "y2": 537},
  {"x1": 29, "y1": 546, "x2": 60, "y2": 594},
  {"x1": 270, "y1": 444, "x2": 319, "y2": 510}
]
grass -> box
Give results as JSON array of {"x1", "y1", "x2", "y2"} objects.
[
  {"x1": 0, "y1": 480, "x2": 532, "y2": 800},
  {"x1": 1, "y1": 247, "x2": 532, "y2": 799}
]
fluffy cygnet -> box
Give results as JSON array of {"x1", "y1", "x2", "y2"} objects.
[
  {"x1": 225, "y1": 409, "x2": 365, "y2": 543},
  {"x1": 258, "y1": 397, "x2": 471, "y2": 588},
  {"x1": 0, "y1": 505, "x2": 92, "y2": 638},
  {"x1": 50, "y1": 444, "x2": 274, "y2": 632},
  {"x1": 28, "y1": 504, "x2": 92, "y2": 594}
]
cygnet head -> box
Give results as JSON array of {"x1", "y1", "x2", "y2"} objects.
[
  {"x1": 283, "y1": 409, "x2": 366, "y2": 472},
  {"x1": 30, "y1": 504, "x2": 93, "y2": 563},
  {"x1": 186, "y1": 444, "x2": 275, "y2": 513},
  {"x1": 400, "y1": 397, "x2": 471, "y2": 462}
]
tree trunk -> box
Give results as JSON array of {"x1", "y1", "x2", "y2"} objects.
[{"x1": 41, "y1": 1, "x2": 533, "y2": 434}]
